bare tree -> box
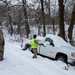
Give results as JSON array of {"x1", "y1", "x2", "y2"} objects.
[
  {"x1": 1, "y1": 0, "x2": 13, "y2": 36},
  {"x1": 68, "y1": 4, "x2": 75, "y2": 44},
  {"x1": 44, "y1": 0, "x2": 51, "y2": 25},
  {"x1": 22, "y1": 0, "x2": 30, "y2": 38},
  {"x1": 58, "y1": 0, "x2": 65, "y2": 40},
  {"x1": 16, "y1": 8, "x2": 22, "y2": 37},
  {"x1": 40, "y1": 0, "x2": 46, "y2": 36},
  {"x1": 48, "y1": 0, "x2": 51, "y2": 25}
]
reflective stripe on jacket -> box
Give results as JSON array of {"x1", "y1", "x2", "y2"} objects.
[{"x1": 31, "y1": 38, "x2": 38, "y2": 48}]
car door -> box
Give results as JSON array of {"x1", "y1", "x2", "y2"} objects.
[
  {"x1": 39, "y1": 38, "x2": 56, "y2": 58},
  {"x1": 39, "y1": 44, "x2": 56, "y2": 58}
]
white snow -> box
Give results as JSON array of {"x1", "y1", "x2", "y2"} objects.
[
  {"x1": 45, "y1": 34, "x2": 71, "y2": 47},
  {"x1": 0, "y1": 34, "x2": 75, "y2": 75}
]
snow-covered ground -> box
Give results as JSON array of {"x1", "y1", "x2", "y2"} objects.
[{"x1": 0, "y1": 34, "x2": 75, "y2": 75}]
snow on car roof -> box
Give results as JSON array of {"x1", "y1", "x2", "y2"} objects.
[
  {"x1": 36, "y1": 36, "x2": 44, "y2": 40},
  {"x1": 45, "y1": 34, "x2": 71, "y2": 47}
]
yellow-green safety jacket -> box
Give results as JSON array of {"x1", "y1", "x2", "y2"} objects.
[{"x1": 31, "y1": 38, "x2": 38, "y2": 48}]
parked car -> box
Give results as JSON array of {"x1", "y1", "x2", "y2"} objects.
[
  {"x1": 38, "y1": 34, "x2": 75, "y2": 64},
  {"x1": 21, "y1": 34, "x2": 75, "y2": 64}
]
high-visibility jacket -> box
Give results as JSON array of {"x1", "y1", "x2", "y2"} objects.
[{"x1": 31, "y1": 38, "x2": 38, "y2": 48}]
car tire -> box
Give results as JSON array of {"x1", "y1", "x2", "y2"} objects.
[{"x1": 56, "y1": 55, "x2": 67, "y2": 63}]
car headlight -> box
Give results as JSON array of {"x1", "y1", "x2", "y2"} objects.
[{"x1": 71, "y1": 52, "x2": 75, "y2": 57}]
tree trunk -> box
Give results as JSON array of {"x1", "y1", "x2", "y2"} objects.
[
  {"x1": 40, "y1": 0, "x2": 46, "y2": 36},
  {"x1": 18, "y1": 14, "x2": 21, "y2": 37},
  {"x1": 22, "y1": 0, "x2": 30, "y2": 38},
  {"x1": 48, "y1": 0, "x2": 51, "y2": 25},
  {"x1": 58, "y1": 0, "x2": 65, "y2": 40},
  {"x1": 0, "y1": 28, "x2": 5, "y2": 60},
  {"x1": 5, "y1": 0, "x2": 13, "y2": 36},
  {"x1": 68, "y1": 4, "x2": 75, "y2": 43},
  {"x1": 52, "y1": 17, "x2": 55, "y2": 35},
  {"x1": 38, "y1": 25, "x2": 41, "y2": 35}
]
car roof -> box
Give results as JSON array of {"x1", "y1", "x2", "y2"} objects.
[{"x1": 45, "y1": 34, "x2": 71, "y2": 47}]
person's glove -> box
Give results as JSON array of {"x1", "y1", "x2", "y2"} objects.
[
  {"x1": 41, "y1": 44, "x2": 46, "y2": 47},
  {"x1": 41, "y1": 44, "x2": 43, "y2": 45}
]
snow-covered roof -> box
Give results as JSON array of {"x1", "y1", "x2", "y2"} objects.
[{"x1": 45, "y1": 34, "x2": 71, "y2": 47}]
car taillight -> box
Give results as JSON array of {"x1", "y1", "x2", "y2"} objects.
[{"x1": 22, "y1": 39, "x2": 23, "y2": 43}]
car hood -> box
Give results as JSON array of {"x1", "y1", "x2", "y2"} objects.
[{"x1": 60, "y1": 46, "x2": 75, "y2": 52}]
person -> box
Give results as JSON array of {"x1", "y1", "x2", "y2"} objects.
[
  {"x1": 31, "y1": 35, "x2": 43, "y2": 58},
  {"x1": 0, "y1": 28, "x2": 5, "y2": 61},
  {"x1": 22, "y1": 43, "x2": 31, "y2": 51}
]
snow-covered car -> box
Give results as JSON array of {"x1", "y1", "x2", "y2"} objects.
[
  {"x1": 38, "y1": 34, "x2": 75, "y2": 64},
  {"x1": 21, "y1": 34, "x2": 75, "y2": 64}
]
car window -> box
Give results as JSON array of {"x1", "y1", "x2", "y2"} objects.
[
  {"x1": 45, "y1": 38, "x2": 53, "y2": 43},
  {"x1": 45, "y1": 38, "x2": 54, "y2": 47}
]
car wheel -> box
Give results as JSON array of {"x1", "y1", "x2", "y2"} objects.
[{"x1": 56, "y1": 55, "x2": 67, "y2": 63}]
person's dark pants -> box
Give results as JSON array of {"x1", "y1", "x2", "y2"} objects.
[
  {"x1": 22, "y1": 44, "x2": 31, "y2": 50},
  {"x1": 32, "y1": 48, "x2": 37, "y2": 58}
]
